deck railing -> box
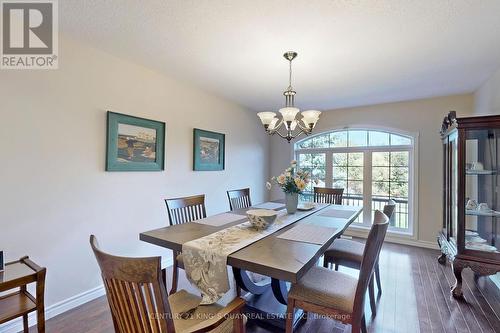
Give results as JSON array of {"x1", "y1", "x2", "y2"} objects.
[{"x1": 301, "y1": 193, "x2": 409, "y2": 229}]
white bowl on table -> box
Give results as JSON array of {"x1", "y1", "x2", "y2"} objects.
[{"x1": 246, "y1": 209, "x2": 278, "y2": 230}]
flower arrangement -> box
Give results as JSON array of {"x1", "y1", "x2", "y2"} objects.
[{"x1": 267, "y1": 160, "x2": 311, "y2": 194}]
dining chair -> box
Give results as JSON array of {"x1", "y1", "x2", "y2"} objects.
[
  {"x1": 313, "y1": 187, "x2": 344, "y2": 204},
  {"x1": 90, "y1": 235, "x2": 246, "y2": 333},
  {"x1": 285, "y1": 210, "x2": 389, "y2": 333},
  {"x1": 322, "y1": 200, "x2": 396, "y2": 317},
  {"x1": 164, "y1": 194, "x2": 206, "y2": 294},
  {"x1": 227, "y1": 188, "x2": 252, "y2": 211}
]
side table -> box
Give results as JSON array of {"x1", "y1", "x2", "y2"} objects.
[{"x1": 0, "y1": 256, "x2": 46, "y2": 332}]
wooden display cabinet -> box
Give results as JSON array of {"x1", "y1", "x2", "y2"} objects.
[{"x1": 439, "y1": 111, "x2": 500, "y2": 298}]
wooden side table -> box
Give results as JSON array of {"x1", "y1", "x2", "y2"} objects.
[{"x1": 0, "y1": 256, "x2": 46, "y2": 333}]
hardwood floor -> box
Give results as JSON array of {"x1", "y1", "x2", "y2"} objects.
[{"x1": 30, "y1": 242, "x2": 500, "y2": 332}]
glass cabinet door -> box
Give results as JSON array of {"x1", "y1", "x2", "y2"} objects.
[
  {"x1": 464, "y1": 129, "x2": 500, "y2": 255},
  {"x1": 449, "y1": 133, "x2": 458, "y2": 245},
  {"x1": 443, "y1": 139, "x2": 449, "y2": 236}
]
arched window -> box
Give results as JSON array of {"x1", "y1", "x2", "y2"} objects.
[{"x1": 295, "y1": 128, "x2": 416, "y2": 234}]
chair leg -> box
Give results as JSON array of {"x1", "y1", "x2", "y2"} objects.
[
  {"x1": 323, "y1": 256, "x2": 330, "y2": 268},
  {"x1": 23, "y1": 314, "x2": 28, "y2": 333},
  {"x1": 162, "y1": 267, "x2": 167, "y2": 287},
  {"x1": 352, "y1": 314, "x2": 367, "y2": 333},
  {"x1": 37, "y1": 309, "x2": 45, "y2": 333},
  {"x1": 368, "y1": 276, "x2": 376, "y2": 317},
  {"x1": 285, "y1": 298, "x2": 295, "y2": 333},
  {"x1": 375, "y1": 262, "x2": 382, "y2": 295},
  {"x1": 36, "y1": 284, "x2": 45, "y2": 333},
  {"x1": 170, "y1": 252, "x2": 179, "y2": 295},
  {"x1": 233, "y1": 309, "x2": 246, "y2": 333},
  {"x1": 334, "y1": 263, "x2": 339, "y2": 271}
]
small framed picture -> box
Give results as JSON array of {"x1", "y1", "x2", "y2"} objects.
[
  {"x1": 106, "y1": 111, "x2": 166, "y2": 171},
  {"x1": 193, "y1": 129, "x2": 225, "y2": 171}
]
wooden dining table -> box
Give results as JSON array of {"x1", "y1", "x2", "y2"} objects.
[{"x1": 140, "y1": 201, "x2": 362, "y2": 329}]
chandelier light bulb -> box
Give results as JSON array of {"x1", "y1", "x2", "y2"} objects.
[
  {"x1": 268, "y1": 117, "x2": 279, "y2": 130},
  {"x1": 279, "y1": 107, "x2": 300, "y2": 122},
  {"x1": 257, "y1": 112, "x2": 277, "y2": 125},
  {"x1": 301, "y1": 110, "x2": 321, "y2": 126}
]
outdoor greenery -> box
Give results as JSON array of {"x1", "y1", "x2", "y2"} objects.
[{"x1": 372, "y1": 151, "x2": 409, "y2": 199}]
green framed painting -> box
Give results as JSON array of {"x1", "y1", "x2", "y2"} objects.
[
  {"x1": 193, "y1": 128, "x2": 225, "y2": 171},
  {"x1": 106, "y1": 111, "x2": 165, "y2": 171}
]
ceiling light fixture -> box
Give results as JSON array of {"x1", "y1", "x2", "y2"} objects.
[{"x1": 257, "y1": 51, "x2": 321, "y2": 143}]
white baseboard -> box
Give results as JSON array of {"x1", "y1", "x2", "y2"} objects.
[
  {"x1": 0, "y1": 258, "x2": 174, "y2": 333},
  {"x1": 385, "y1": 237, "x2": 440, "y2": 250},
  {"x1": 344, "y1": 228, "x2": 440, "y2": 250}
]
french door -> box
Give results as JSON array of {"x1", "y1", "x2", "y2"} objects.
[{"x1": 296, "y1": 147, "x2": 412, "y2": 233}]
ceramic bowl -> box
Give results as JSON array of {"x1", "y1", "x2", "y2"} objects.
[{"x1": 246, "y1": 209, "x2": 278, "y2": 230}]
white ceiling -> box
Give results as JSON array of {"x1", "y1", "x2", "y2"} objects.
[{"x1": 60, "y1": 0, "x2": 500, "y2": 111}]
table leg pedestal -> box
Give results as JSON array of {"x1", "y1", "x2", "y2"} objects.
[{"x1": 233, "y1": 268, "x2": 304, "y2": 330}]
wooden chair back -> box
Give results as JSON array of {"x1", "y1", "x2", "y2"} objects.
[
  {"x1": 90, "y1": 235, "x2": 175, "y2": 333},
  {"x1": 165, "y1": 194, "x2": 206, "y2": 226},
  {"x1": 313, "y1": 187, "x2": 344, "y2": 204},
  {"x1": 227, "y1": 188, "x2": 252, "y2": 211},
  {"x1": 383, "y1": 202, "x2": 396, "y2": 220},
  {"x1": 385, "y1": 199, "x2": 397, "y2": 223},
  {"x1": 352, "y1": 210, "x2": 389, "y2": 324}
]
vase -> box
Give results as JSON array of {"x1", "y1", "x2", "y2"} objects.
[{"x1": 285, "y1": 192, "x2": 299, "y2": 214}]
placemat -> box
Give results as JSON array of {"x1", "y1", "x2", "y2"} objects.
[
  {"x1": 195, "y1": 213, "x2": 247, "y2": 226},
  {"x1": 277, "y1": 224, "x2": 337, "y2": 245},
  {"x1": 253, "y1": 202, "x2": 286, "y2": 210},
  {"x1": 319, "y1": 208, "x2": 357, "y2": 219}
]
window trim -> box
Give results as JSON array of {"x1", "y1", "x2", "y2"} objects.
[{"x1": 293, "y1": 126, "x2": 419, "y2": 239}]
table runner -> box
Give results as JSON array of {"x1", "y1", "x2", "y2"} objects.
[{"x1": 182, "y1": 204, "x2": 327, "y2": 304}]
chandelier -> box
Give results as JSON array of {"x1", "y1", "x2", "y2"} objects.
[{"x1": 257, "y1": 51, "x2": 321, "y2": 143}]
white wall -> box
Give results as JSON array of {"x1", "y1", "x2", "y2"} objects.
[
  {"x1": 270, "y1": 95, "x2": 474, "y2": 244},
  {"x1": 475, "y1": 66, "x2": 500, "y2": 115},
  {"x1": 0, "y1": 36, "x2": 269, "y2": 310}
]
